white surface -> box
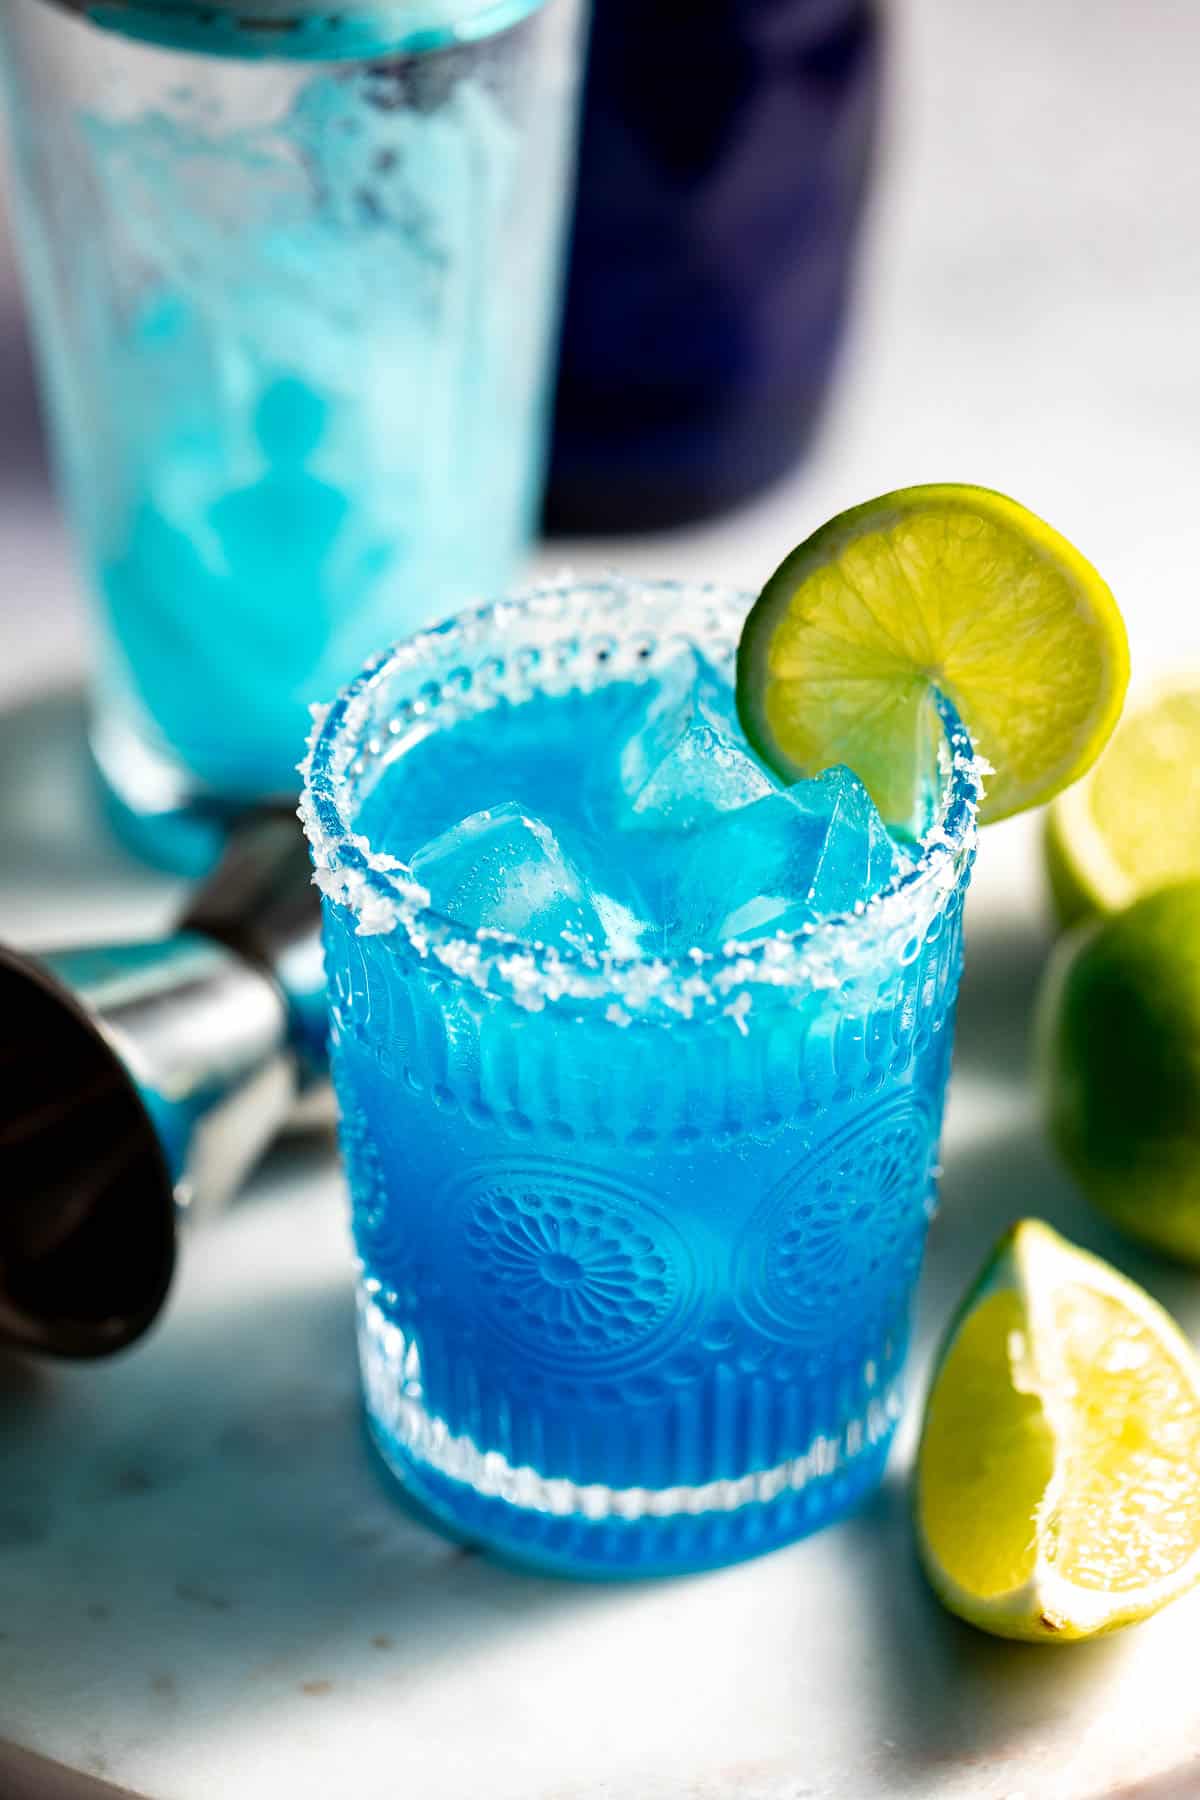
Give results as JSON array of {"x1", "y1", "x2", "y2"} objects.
[
  {"x1": 4, "y1": 0, "x2": 1200, "y2": 1796},
  {"x1": 12, "y1": 820, "x2": 1200, "y2": 1800}
]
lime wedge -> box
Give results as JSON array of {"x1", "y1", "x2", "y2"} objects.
[
  {"x1": 736, "y1": 485, "x2": 1129, "y2": 827},
  {"x1": 1046, "y1": 677, "x2": 1200, "y2": 927},
  {"x1": 915, "y1": 1220, "x2": 1200, "y2": 1643}
]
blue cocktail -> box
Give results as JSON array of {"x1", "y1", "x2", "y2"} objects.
[
  {"x1": 0, "y1": 0, "x2": 586, "y2": 868},
  {"x1": 302, "y1": 578, "x2": 979, "y2": 1575}
]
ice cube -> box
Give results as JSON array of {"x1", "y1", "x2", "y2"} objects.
[
  {"x1": 649, "y1": 767, "x2": 905, "y2": 952},
  {"x1": 618, "y1": 651, "x2": 774, "y2": 831},
  {"x1": 410, "y1": 802, "x2": 613, "y2": 954}
]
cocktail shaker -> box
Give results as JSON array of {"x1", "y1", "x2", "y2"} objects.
[{"x1": 0, "y1": 0, "x2": 587, "y2": 870}]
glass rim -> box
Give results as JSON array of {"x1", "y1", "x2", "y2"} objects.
[
  {"x1": 48, "y1": 0, "x2": 548, "y2": 60},
  {"x1": 300, "y1": 576, "x2": 983, "y2": 1022}
]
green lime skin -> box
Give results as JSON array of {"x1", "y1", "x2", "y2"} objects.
[
  {"x1": 1043, "y1": 809, "x2": 1099, "y2": 933},
  {"x1": 1039, "y1": 881, "x2": 1200, "y2": 1265}
]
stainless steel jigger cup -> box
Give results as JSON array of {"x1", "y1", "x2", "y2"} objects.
[{"x1": 0, "y1": 813, "x2": 325, "y2": 1358}]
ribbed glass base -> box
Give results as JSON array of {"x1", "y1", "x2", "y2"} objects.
[{"x1": 360, "y1": 1292, "x2": 903, "y2": 1577}]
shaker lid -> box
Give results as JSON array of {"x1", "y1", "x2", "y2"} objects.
[{"x1": 45, "y1": 0, "x2": 535, "y2": 59}]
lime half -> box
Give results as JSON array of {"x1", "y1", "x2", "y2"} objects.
[
  {"x1": 916, "y1": 1220, "x2": 1200, "y2": 1643},
  {"x1": 1046, "y1": 677, "x2": 1200, "y2": 928},
  {"x1": 737, "y1": 485, "x2": 1129, "y2": 827}
]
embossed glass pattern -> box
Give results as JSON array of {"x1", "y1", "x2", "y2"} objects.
[{"x1": 303, "y1": 579, "x2": 980, "y2": 1574}]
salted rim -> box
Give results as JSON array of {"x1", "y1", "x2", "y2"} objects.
[{"x1": 299, "y1": 576, "x2": 983, "y2": 1022}]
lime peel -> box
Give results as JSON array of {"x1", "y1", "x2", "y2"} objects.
[{"x1": 1038, "y1": 883, "x2": 1200, "y2": 1265}]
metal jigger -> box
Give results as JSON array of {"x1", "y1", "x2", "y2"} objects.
[{"x1": 0, "y1": 812, "x2": 325, "y2": 1359}]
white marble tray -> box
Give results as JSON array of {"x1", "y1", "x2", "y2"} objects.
[{"x1": 3, "y1": 694, "x2": 1200, "y2": 1800}]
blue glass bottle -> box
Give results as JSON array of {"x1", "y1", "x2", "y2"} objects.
[{"x1": 546, "y1": 0, "x2": 882, "y2": 532}]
